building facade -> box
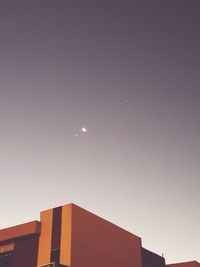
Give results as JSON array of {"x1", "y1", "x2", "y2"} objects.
[{"x1": 0, "y1": 203, "x2": 199, "y2": 267}]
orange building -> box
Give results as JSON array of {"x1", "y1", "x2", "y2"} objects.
[
  {"x1": 167, "y1": 262, "x2": 200, "y2": 267},
  {"x1": 0, "y1": 203, "x2": 199, "y2": 267}
]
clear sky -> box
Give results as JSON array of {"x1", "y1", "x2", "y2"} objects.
[{"x1": 0, "y1": 1, "x2": 199, "y2": 264}]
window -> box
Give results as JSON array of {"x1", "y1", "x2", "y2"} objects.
[
  {"x1": 0, "y1": 251, "x2": 13, "y2": 267},
  {"x1": 51, "y1": 249, "x2": 60, "y2": 266},
  {"x1": 0, "y1": 243, "x2": 14, "y2": 267}
]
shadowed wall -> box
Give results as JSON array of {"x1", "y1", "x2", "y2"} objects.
[
  {"x1": 69, "y1": 204, "x2": 142, "y2": 267},
  {"x1": 142, "y1": 247, "x2": 165, "y2": 267}
]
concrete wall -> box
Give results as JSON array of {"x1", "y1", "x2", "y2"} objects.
[{"x1": 68, "y1": 204, "x2": 142, "y2": 267}]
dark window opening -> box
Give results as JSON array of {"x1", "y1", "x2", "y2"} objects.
[
  {"x1": 51, "y1": 249, "x2": 60, "y2": 267},
  {"x1": 0, "y1": 251, "x2": 13, "y2": 267}
]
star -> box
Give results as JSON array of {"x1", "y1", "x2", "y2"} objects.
[{"x1": 81, "y1": 127, "x2": 87, "y2": 133}]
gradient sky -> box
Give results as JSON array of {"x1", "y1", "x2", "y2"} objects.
[{"x1": 0, "y1": 0, "x2": 200, "y2": 264}]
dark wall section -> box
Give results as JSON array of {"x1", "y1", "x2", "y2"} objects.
[
  {"x1": 0, "y1": 251, "x2": 13, "y2": 267},
  {"x1": 142, "y1": 247, "x2": 165, "y2": 267},
  {"x1": 51, "y1": 206, "x2": 62, "y2": 266},
  {"x1": 51, "y1": 206, "x2": 62, "y2": 250},
  {"x1": 13, "y1": 235, "x2": 39, "y2": 267}
]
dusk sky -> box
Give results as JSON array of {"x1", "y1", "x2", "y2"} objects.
[{"x1": 0, "y1": 1, "x2": 200, "y2": 264}]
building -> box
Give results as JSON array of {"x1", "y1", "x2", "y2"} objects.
[
  {"x1": 0, "y1": 203, "x2": 199, "y2": 267},
  {"x1": 167, "y1": 262, "x2": 200, "y2": 267}
]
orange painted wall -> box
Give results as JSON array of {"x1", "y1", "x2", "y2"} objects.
[
  {"x1": 0, "y1": 222, "x2": 40, "y2": 267},
  {"x1": 0, "y1": 243, "x2": 14, "y2": 253},
  {"x1": 37, "y1": 208, "x2": 53, "y2": 267},
  {"x1": 60, "y1": 204, "x2": 72, "y2": 266},
  {"x1": 0, "y1": 221, "x2": 40, "y2": 243},
  {"x1": 70, "y1": 204, "x2": 142, "y2": 267}
]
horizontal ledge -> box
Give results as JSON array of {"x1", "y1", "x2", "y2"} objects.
[{"x1": 0, "y1": 221, "x2": 41, "y2": 242}]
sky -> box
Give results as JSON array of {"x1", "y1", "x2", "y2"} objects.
[{"x1": 0, "y1": 0, "x2": 200, "y2": 264}]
